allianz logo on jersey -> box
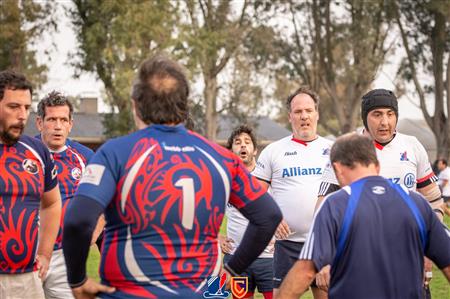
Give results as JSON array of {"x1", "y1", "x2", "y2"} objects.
[
  {"x1": 282, "y1": 166, "x2": 323, "y2": 178},
  {"x1": 388, "y1": 173, "x2": 415, "y2": 188}
]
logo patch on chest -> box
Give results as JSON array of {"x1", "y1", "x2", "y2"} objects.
[
  {"x1": 22, "y1": 159, "x2": 38, "y2": 174},
  {"x1": 71, "y1": 167, "x2": 82, "y2": 180}
]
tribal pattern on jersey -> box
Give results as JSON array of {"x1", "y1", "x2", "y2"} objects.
[
  {"x1": 77, "y1": 125, "x2": 265, "y2": 298},
  {"x1": 53, "y1": 145, "x2": 90, "y2": 250},
  {"x1": 0, "y1": 136, "x2": 57, "y2": 273}
]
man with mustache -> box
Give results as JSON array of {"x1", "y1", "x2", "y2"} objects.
[
  {"x1": 0, "y1": 70, "x2": 61, "y2": 298},
  {"x1": 221, "y1": 125, "x2": 275, "y2": 299},
  {"x1": 252, "y1": 87, "x2": 332, "y2": 298}
]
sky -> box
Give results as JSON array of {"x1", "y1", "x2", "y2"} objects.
[{"x1": 35, "y1": 2, "x2": 433, "y2": 120}]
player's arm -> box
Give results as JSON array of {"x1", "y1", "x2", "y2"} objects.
[
  {"x1": 277, "y1": 260, "x2": 317, "y2": 299},
  {"x1": 63, "y1": 196, "x2": 103, "y2": 286},
  {"x1": 224, "y1": 192, "x2": 282, "y2": 276},
  {"x1": 315, "y1": 181, "x2": 340, "y2": 211},
  {"x1": 36, "y1": 185, "x2": 62, "y2": 279},
  {"x1": 255, "y1": 177, "x2": 270, "y2": 191},
  {"x1": 442, "y1": 265, "x2": 450, "y2": 283},
  {"x1": 417, "y1": 182, "x2": 444, "y2": 222}
]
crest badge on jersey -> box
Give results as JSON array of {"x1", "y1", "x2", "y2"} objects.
[
  {"x1": 71, "y1": 167, "x2": 82, "y2": 180},
  {"x1": 400, "y1": 151, "x2": 409, "y2": 161},
  {"x1": 322, "y1": 148, "x2": 330, "y2": 156},
  {"x1": 231, "y1": 277, "x2": 248, "y2": 299},
  {"x1": 203, "y1": 272, "x2": 230, "y2": 298},
  {"x1": 22, "y1": 159, "x2": 38, "y2": 174}
]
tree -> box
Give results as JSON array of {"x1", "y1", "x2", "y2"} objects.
[
  {"x1": 0, "y1": 0, "x2": 56, "y2": 88},
  {"x1": 70, "y1": 0, "x2": 178, "y2": 137},
  {"x1": 178, "y1": 0, "x2": 272, "y2": 141},
  {"x1": 395, "y1": 0, "x2": 450, "y2": 159},
  {"x1": 274, "y1": 0, "x2": 394, "y2": 135}
]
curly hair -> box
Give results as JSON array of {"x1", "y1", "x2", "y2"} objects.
[
  {"x1": 0, "y1": 70, "x2": 32, "y2": 100},
  {"x1": 226, "y1": 125, "x2": 258, "y2": 150},
  {"x1": 37, "y1": 91, "x2": 74, "y2": 119}
]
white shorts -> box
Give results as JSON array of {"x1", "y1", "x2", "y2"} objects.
[
  {"x1": 0, "y1": 271, "x2": 45, "y2": 299},
  {"x1": 43, "y1": 249, "x2": 74, "y2": 299}
]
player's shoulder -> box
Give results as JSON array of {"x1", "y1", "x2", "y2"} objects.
[
  {"x1": 67, "y1": 139, "x2": 94, "y2": 157},
  {"x1": 395, "y1": 132, "x2": 422, "y2": 147},
  {"x1": 188, "y1": 129, "x2": 236, "y2": 160},
  {"x1": 315, "y1": 135, "x2": 333, "y2": 147},
  {"x1": 19, "y1": 134, "x2": 49, "y2": 153},
  {"x1": 261, "y1": 135, "x2": 292, "y2": 153}
]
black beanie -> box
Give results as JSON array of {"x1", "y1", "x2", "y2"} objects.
[{"x1": 361, "y1": 89, "x2": 398, "y2": 129}]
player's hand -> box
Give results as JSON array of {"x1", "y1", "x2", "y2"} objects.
[
  {"x1": 423, "y1": 257, "x2": 433, "y2": 286},
  {"x1": 268, "y1": 239, "x2": 275, "y2": 253},
  {"x1": 71, "y1": 277, "x2": 115, "y2": 299},
  {"x1": 275, "y1": 219, "x2": 292, "y2": 240},
  {"x1": 315, "y1": 264, "x2": 331, "y2": 291},
  {"x1": 219, "y1": 236, "x2": 234, "y2": 254},
  {"x1": 35, "y1": 254, "x2": 50, "y2": 281}
]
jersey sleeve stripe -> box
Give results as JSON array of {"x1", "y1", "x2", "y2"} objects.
[{"x1": 417, "y1": 172, "x2": 437, "y2": 184}]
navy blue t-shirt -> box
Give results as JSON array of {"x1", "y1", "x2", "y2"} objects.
[{"x1": 300, "y1": 176, "x2": 450, "y2": 299}]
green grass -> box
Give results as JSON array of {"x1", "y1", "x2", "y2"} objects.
[{"x1": 87, "y1": 216, "x2": 450, "y2": 298}]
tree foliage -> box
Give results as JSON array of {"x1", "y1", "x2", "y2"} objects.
[
  {"x1": 395, "y1": 0, "x2": 450, "y2": 159},
  {"x1": 70, "y1": 0, "x2": 178, "y2": 137},
  {"x1": 0, "y1": 0, "x2": 56, "y2": 88},
  {"x1": 273, "y1": 0, "x2": 394, "y2": 135},
  {"x1": 177, "y1": 0, "x2": 273, "y2": 140}
]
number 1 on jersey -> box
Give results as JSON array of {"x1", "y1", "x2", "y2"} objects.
[{"x1": 175, "y1": 178, "x2": 195, "y2": 230}]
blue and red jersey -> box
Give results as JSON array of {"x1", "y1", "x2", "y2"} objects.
[
  {"x1": 0, "y1": 135, "x2": 57, "y2": 274},
  {"x1": 50, "y1": 141, "x2": 93, "y2": 250},
  {"x1": 76, "y1": 124, "x2": 266, "y2": 298}
]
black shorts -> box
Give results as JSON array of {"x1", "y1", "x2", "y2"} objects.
[
  {"x1": 223, "y1": 254, "x2": 273, "y2": 293},
  {"x1": 273, "y1": 240, "x2": 317, "y2": 289}
]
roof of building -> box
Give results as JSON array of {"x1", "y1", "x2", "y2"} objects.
[{"x1": 24, "y1": 112, "x2": 291, "y2": 144}]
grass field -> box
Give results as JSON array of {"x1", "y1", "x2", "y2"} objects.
[{"x1": 87, "y1": 215, "x2": 450, "y2": 298}]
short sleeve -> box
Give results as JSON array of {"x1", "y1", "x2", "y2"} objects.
[
  {"x1": 413, "y1": 138, "x2": 435, "y2": 183},
  {"x1": 252, "y1": 146, "x2": 273, "y2": 183},
  {"x1": 43, "y1": 146, "x2": 58, "y2": 192},
  {"x1": 228, "y1": 158, "x2": 266, "y2": 209},
  {"x1": 423, "y1": 203, "x2": 450, "y2": 269},
  {"x1": 75, "y1": 146, "x2": 118, "y2": 208},
  {"x1": 299, "y1": 198, "x2": 339, "y2": 271}
]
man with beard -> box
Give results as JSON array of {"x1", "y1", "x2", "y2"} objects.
[
  {"x1": 0, "y1": 70, "x2": 61, "y2": 298},
  {"x1": 220, "y1": 125, "x2": 274, "y2": 299}
]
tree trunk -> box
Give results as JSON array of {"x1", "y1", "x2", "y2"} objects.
[{"x1": 204, "y1": 75, "x2": 218, "y2": 141}]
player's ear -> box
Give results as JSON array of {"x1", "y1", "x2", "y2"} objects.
[{"x1": 36, "y1": 117, "x2": 43, "y2": 132}]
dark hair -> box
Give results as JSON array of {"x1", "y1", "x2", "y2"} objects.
[
  {"x1": 226, "y1": 125, "x2": 258, "y2": 150},
  {"x1": 330, "y1": 133, "x2": 379, "y2": 169},
  {"x1": 286, "y1": 86, "x2": 320, "y2": 112},
  {"x1": 131, "y1": 55, "x2": 189, "y2": 125},
  {"x1": 0, "y1": 70, "x2": 32, "y2": 100},
  {"x1": 361, "y1": 89, "x2": 398, "y2": 129},
  {"x1": 438, "y1": 158, "x2": 448, "y2": 167},
  {"x1": 37, "y1": 91, "x2": 74, "y2": 119}
]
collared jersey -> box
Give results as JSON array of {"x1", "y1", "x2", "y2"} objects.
[
  {"x1": 75, "y1": 124, "x2": 266, "y2": 298},
  {"x1": 0, "y1": 135, "x2": 57, "y2": 274},
  {"x1": 301, "y1": 176, "x2": 450, "y2": 299},
  {"x1": 319, "y1": 132, "x2": 436, "y2": 195},
  {"x1": 51, "y1": 142, "x2": 93, "y2": 250},
  {"x1": 252, "y1": 135, "x2": 332, "y2": 242}
]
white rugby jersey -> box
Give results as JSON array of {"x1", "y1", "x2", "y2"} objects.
[
  {"x1": 320, "y1": 132, "x2": 435, "y2": 192},
  {"x1": 252, "y1": 135, "x2": 332, "y2": 242},
  {"x1": 226, "y1": 201, "x2": 274, "y2": 258}
]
